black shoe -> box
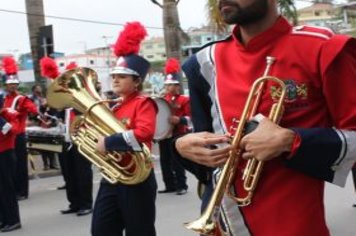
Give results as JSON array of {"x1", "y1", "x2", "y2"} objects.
[
  {"x1": 1, "y1": 222, "x2": 21, "y2": 232},
  {"x1": 16, "y1": 195, "x2": 28, "y2": 201},
  {"x1": 76, "y1": 209, "x2": 92, "y2": 216},
  {"x1": 57, "y1": 185, "x2": 66, "y2": 190},
  {"x1": 176, "y1": 188, "x2": 187, "y2": 195},
  {"x1": 353, "y1": 204, "x2": 356, "y2": 208},
  {"x1": 158, "y1": 188, "x2": 176, "y2": 194},
  {"x1": 60, "y1": 208, "x2": 78, "y2": 214}
]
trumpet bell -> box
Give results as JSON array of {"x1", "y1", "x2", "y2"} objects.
[{"x1": 184, "y1": 218, "x2": 216, "y2": 236}]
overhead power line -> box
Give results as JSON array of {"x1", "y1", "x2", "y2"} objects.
[
  {"x1": 0, "y1": 1, "x2": 328, "y2": 30},
  {"x1": 0, "y1": 8, "x2": 164, "y2": 30},
  {"x1": 0, "y1": 0, "x2": 319, "y2": 29}
]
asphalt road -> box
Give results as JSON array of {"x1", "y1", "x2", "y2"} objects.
[{"x1": 7, "y1": 161, "x2": 356, "y2": 236}]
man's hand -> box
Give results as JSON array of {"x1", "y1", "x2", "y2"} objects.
[
  {"x1": 175, "y1": 132, "x2": 231, "y2": 168},
  {"x1": 96, "y1": 136, "x2": 106, "y2": 154},
  {"x1": 240, "y1": 118, "x2": 295, "y2": 161},
  {"x1": 169, "y1": 115, "x2": 180, "y2": 125}
]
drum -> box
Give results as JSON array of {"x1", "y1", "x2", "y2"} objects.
[
  {"x1": 26, "y1": 126, "x2": 65, "y2": 153},
  {"x1": 152, "y1": 97, "x2": 173, "y2": 141}
]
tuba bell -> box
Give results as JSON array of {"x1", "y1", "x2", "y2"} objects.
[
  {"x1": 184, "y1": 57, "x2": 287, "y2": 235},
  {"x1": 46, "y1": 67, "x2": 152, "y2": 185}
]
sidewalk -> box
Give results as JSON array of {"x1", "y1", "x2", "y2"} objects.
[{"x1": 28, "y1": 153, "x2": 62, "y2": 179}]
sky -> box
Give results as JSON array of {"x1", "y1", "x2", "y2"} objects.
[{"x1": 0, "y1": 0, "x2": 312, "y2": 57}]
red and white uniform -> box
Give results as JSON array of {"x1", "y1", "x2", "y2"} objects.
[
  {"x1": 105, "y1": 92, "x2": 158, "y2": 151},
  {"x1": 0, "y1": 109, "x2": 19, "y2": 152},
  {"x1": 3, "y1": 92, "x2": 38, "y2": 134},
  {"x1": 182, "y1": 17, "x2": 356, "y2": 236},
  {"x1": 163, "y1": 93, "x2": 191, "y2": 135}
]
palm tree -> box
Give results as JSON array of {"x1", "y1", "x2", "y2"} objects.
[
  {"x1": 150, "y1": 0, "x2": 189, "y2": 61},
  {"x1": 206, "y1": 0, "x2": 298, "y2": 31},
  {"x1": 25, "y1": 0, "x2": 46, "y2": 90},
  {"x1": 278, "y1": 0, "x2": 298, "y2": 25},
  {"x1": 206, "y1": 0, "x2": 228, "y2": 33}
]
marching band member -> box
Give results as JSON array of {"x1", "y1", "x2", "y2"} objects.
[
  {"x1": 2, "y1": 57, "x2": 38, "y2": 201},
  {"x1": 0, "y1": 84, "x2": 21, "y2": 232},
  {"x1": 92, "y1": 22, "x2": 158, "y2": 236},
  {"x1": 158, "y1": 58, "x2": 190, "y2": 195},
  {"x1": 40, "y1": 58, "x2": 93, "y2": 216},
  {"x1": 174, "y1": 0, "x2": 356, "y2": 235},
  {"x1": 28, "y1": 84, "x2": 59, "y2": 170}
]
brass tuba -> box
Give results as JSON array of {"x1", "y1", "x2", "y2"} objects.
[
  {"x1": 184, "y1": 57, "x2": 287, "y2": 235},
  {"x1": 46, "y1": 67, "x2": 152, "y2": 185}
]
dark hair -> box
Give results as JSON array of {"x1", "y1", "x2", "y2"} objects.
[
  {"x1": 32, "y1": 84, "x2": 41, "y2": 92},
  {"x1": 133, "y1": 75, "x2": 143, "y2": 91}
]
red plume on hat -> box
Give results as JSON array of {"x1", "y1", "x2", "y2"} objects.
[
  {"x1": 164, "y1": 58, "x2": 180, "y2": 74},
  {"x1": 40, "y1": 57, "x2": 60, "y2": 79},
  {"x1": 113, "y1": 22, "x2": 147, "y2": 57},
  {"x1": 2, "y1": 57, "x2": 18, "y2": 75},
  {"x1": 65, "y1": 62, "x2": 78, "y2": 70}
]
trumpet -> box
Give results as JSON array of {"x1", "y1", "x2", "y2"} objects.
[{"x1": 184, "y1": 56, "x2": 287, "y2": 235}]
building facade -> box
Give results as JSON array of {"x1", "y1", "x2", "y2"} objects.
[
  {"x1": 298, "y1": 2, "x2": 356, "y2": 35},
  {"x1": 140, "y1": 37, "x2": 166, "y2": 62}
]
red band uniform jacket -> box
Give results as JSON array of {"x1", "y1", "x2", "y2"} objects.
[
  {"x1": 105, "y1": 92, "x2": 158, "y2": 153},
  {"x1": 4, "y1": 92, "x2": 38, "y2": 134},
  {"x1": 0, "y1": 108, "x2": 20, "y2": 152},
  {"x1": 163, "y1": 93, "x2": 191, "y2": 136}
]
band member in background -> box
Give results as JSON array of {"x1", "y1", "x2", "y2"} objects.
[
  {"x1": 55, "y1": 108, "x2": 93, "y2": 216},
  {"x1": 28, "y1": 84, "x2": 59, "y2": 170},
  {"x1": 38, "y1": 100, "x2": 60, "y2": 170},
  {"x1": 93, "y1": 22, "x2": 157, "y2": 236},
  {"x1": 2, "y1": 57, "x2": 38, "y2": 201},
  {"x1": 40, "y1": 58, "x2": 93, "y2": 216},
  {"x1": 0, "y1": 84, "x2": 21, "y2": 232},
  {"x1": 173, "y1": 0, "x2": 356, "y2": 235},
  {"x1": 28, "y1": 84, "x2": 44, "y2": 108},
  {"x1": 158, "y1": 58, "x2": 190, "y2": 195}
]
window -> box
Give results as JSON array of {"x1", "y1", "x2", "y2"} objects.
[
  {"x1": 59, "y1": 62, "x2": 65, "y2": 67},
  {"x1": 90, "y1": 60, "x2": 95, "y2": 65}
]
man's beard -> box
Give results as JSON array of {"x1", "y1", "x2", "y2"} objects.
[{"x1": 219, "y1": 0, "x2": 269, "y2": 25}]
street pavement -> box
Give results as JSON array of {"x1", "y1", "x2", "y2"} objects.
[{"x1": 7, "y1": 161, "x2": 356, "y2": 236}]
